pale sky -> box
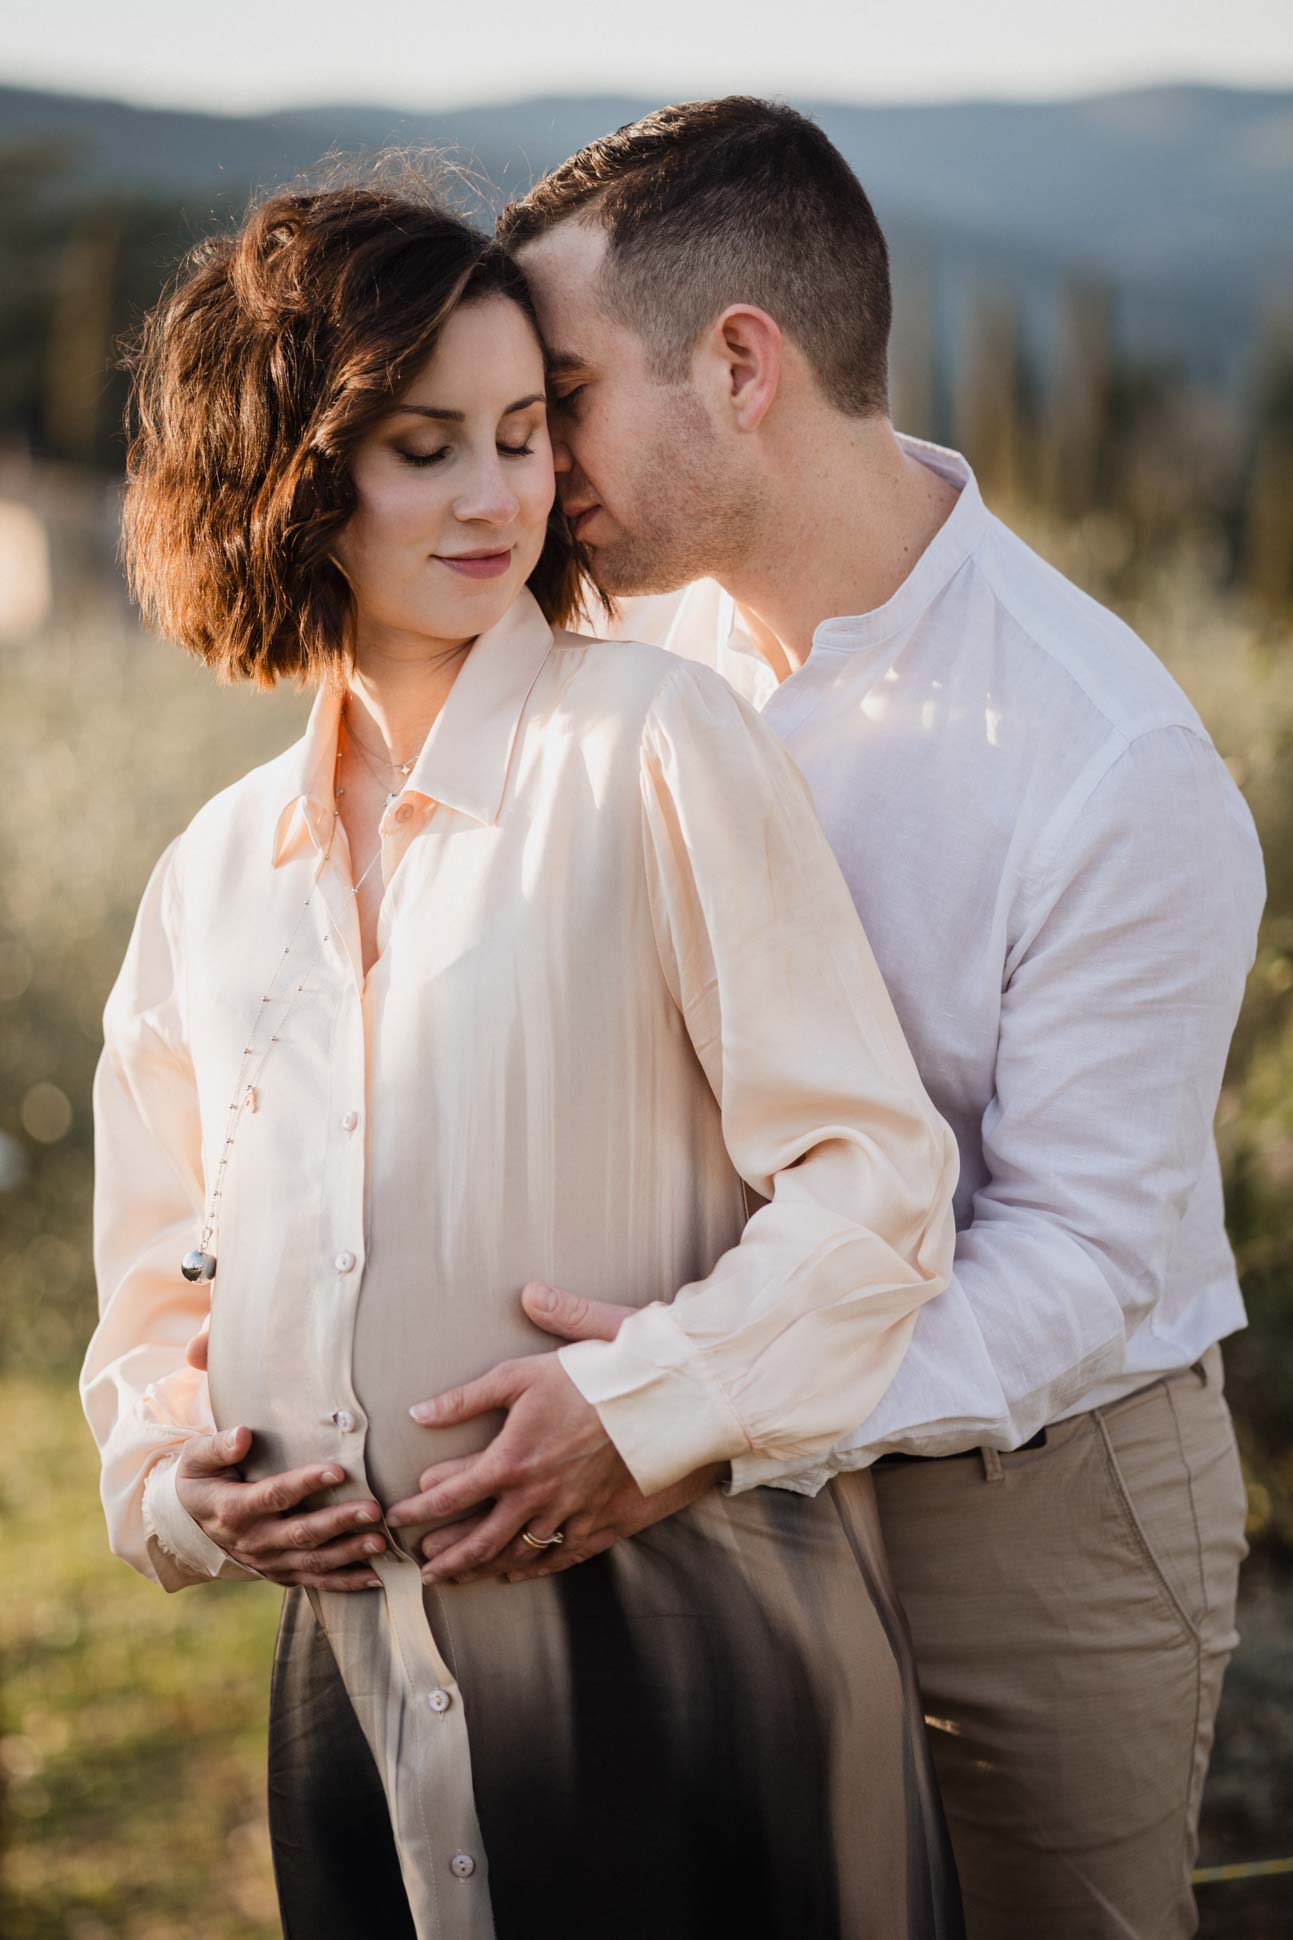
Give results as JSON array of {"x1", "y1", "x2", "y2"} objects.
[{"x1": 2, "y1": 0, "x2": 1291, "y2": 113}]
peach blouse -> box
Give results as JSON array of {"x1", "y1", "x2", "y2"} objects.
[
  {"x1": 81, "y1": 589, "x2": 957, "y2": 1925},
  {"x1": 84, "y1": 584, "x2": 959, "y2": 1575}
]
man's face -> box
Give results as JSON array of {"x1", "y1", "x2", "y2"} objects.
[{"x1": 517, "y1": 221, "x2": 754, "y2": 598}]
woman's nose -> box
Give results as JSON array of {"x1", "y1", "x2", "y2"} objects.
[{"x1": 454, "y1": 459, "x2": 520, "y2": 526}]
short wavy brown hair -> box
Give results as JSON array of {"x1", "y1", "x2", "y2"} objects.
[{"x1": 122, "y1": 175, "x2": 586, "y2": 688}]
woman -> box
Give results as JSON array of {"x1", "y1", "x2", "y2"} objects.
[{"x1": 80, "y1": 175, "x2": 963, "y2": 1939}]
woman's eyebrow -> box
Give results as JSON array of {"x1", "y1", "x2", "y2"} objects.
[{"x1": 391, "y1": 394, "x2": 545, "y2": 423}]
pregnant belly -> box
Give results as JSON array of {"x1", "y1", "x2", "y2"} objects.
[
  {"x1": 350, "y1": 1270, "x2": 562, "y2": 1547},
  {"x1": 204, "y1": 1251, "x2": 570, "y2": 1549}
]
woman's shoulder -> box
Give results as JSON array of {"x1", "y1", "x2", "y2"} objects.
[{"x1": 168, "y1": 739, "x2": 307, "y2": 878}]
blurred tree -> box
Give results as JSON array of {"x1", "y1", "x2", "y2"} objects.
[
  {"x1": 45, "y1": 207, "x2": 127, "y2": 463},
  {"x1": 954, "y1": 287, "x2": 1039, "y2": 508},
  {"x1": 0, "y1": 143, "x2": 74, "y2": 450},
  {"x1": 1244, "y1": 307, "x2": 1293, "y2": 613},
  {"x1": 889, "y1": 245, "x2": 940, "y2": 446},
  {"x1": 1044, "y1": 276, "x2": 1113, "y2": 520}
]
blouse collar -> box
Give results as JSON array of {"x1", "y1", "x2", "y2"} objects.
[{"x1": 271, "y1": 587, "x2": 555, "y2": 867}]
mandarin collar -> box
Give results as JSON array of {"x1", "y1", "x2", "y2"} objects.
[
  {"x1": 806, "y1": 435, "x2": 988, "y2": 654},
  {"x1": 271, "y1": 588, "x2": 554, "y2": 867}
]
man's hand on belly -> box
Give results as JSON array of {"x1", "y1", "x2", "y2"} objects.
[{"x1": 386, "y1": 1282, "x2": 724, "y2": 1586}]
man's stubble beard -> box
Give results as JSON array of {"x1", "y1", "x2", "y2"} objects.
[{"x1": 589, "y1": 387, "x2": 766, "y2": 601}]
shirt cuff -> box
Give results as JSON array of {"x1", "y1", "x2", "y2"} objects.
[
  {"x1": 142, "y1": 1452, "x2": 264, "y2": 1590},
  {"x1": 725, "y1": 1450, "x2": 835, "y2": 1497},
  {"x1": 557, "y1": 1303, "x2": 751, "y2": 1495}
]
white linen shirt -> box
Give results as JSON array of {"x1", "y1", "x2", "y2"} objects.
[{"x1": 614, "y1": 436, "x2": 1265, "y2": 1487}]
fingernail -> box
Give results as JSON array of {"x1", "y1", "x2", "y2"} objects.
[
  {"x1": 355, "y1": 1506, "x2": 378, "y2": 1523},
  {"x1": 321, "y1": 1469, "x2": 344, "y2": 1485},
  {"x1": 409, "y1": 1403, "x2": 435, "y2": 1423},
  {"x1": 363, "y1": 1537, "x2": 383, "y2": 1554},
  {"x1": 526, "y1": 1282, "x2": 557, "y2": 1313}
]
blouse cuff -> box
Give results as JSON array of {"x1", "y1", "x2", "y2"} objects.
[
  {"x1": 143, "y1": 1452, "x2": 263, "y2": 1590},
  {"x1": 557, "y1": 1304, "x2": 750, "y2": 1496}
]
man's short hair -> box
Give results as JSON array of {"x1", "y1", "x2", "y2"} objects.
[{"x1": 499, "y1": 96, "x2": 892, "y2": 417}]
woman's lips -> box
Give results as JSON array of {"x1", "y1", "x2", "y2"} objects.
[{"x1": 435, "y1": 549, "x2": 514, "y2": 580}]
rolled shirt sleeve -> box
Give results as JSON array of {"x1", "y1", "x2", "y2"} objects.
[
  {"x1": 812, "y1": 722, "x2": 1266, "y2": 1470},
  {"x1": 557, "y1": 664, "x2": 960, "y2": 1495},
  {"x1": 79, "y1": 838, "x2": 262, "y2": 1591}
]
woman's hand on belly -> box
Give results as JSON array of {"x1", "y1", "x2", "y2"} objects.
[
  {"x1": 173, "y1": 1425, "x2": 390, "y2": 1590},
  {"x1": 386, "y1": 1352, "x2": 635, "y2": 1584}
]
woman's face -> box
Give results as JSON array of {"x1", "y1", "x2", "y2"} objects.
[{"x1": 333, "y1": 295, "x2": 555, "y2": 654}]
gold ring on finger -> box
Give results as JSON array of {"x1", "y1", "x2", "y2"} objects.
[{"x1": 520, "y1": 1527, "x2": 565, "y2": 1550}]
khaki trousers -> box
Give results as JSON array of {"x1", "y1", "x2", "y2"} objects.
[{"x1": 872, "y1": 1345, "x2": 1248, "y2": 1940}]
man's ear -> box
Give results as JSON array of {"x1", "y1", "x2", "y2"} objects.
[{"x1": 707, "y1": 305, "x2": 782, "y2": 432}]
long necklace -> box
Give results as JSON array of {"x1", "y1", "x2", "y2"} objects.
[{"x1": 179, "y1": 742, "x2": 387, "y2": 1284}]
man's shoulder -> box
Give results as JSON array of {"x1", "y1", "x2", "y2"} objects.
[{"x1": 969, "y1": 514, "x2": 1206, "y2": 748}]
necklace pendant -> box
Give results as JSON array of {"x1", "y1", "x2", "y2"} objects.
[{"x1": 181, "y1": 1249, "x2": 217, "y2": 1283}]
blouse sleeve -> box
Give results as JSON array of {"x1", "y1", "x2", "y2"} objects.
[
  {"x1": 557, "y1": 663, "x2": 960, "y2": 1496},
  {"x1": 79, "y1": 837, "x2": 262, "y2": 1592}
]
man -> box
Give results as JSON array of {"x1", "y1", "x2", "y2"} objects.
[{"x1": 391, "y1": 98, "x2": 1260, "y2": 1937}]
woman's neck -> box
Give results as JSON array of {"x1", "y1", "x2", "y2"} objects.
[{"x1": 343, "y1": 626, "x2": 475, "y2": 768}]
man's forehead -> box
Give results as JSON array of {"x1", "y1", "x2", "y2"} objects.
[
  {"x1": 516, "y1": 222, "x2": 634, "y2": 373},
  {"x1": 516, "y1": 215, "x2": 608, "y2": 286}
]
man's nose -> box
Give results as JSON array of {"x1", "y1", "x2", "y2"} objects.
[{"x1": 550, "y1": 432, "x2": 574, "y2": 477}]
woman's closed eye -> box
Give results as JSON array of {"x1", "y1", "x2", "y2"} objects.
[{"x1": 399, "y1": 440, "x2": 535, "y2": 468}]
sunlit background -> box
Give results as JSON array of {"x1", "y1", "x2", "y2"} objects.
[{"x1": 2, "y1": 4, "x2": 1292, "y2": 1935}]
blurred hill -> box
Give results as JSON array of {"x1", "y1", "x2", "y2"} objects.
[{"x1": 3, "y1": 80, "x2": 1292, "y2": 386}]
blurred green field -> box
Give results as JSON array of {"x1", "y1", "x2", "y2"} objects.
[
  {"x1": 1, "y1": 623, "x2": 304, "y2": 1939},
  {"x1": 2, "y1": 516, "x2": 1292, "y2": 1936},
  {"x1": 0, "y1": 1376, "x2": 281, "y2": 1940}
]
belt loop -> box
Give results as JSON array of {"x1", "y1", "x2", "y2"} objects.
[
  {"x1": 1191, "y1": 1356, "x2": 1208, "y2": 1386},
  {"x1": 979, "y1": 1445, "x2": 1004, "y2": 1483}
]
